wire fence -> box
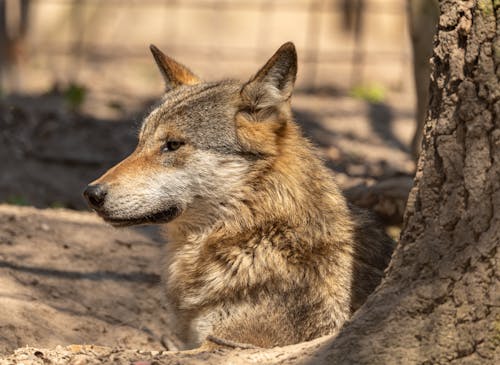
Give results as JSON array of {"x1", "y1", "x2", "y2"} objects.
[{"x1": 1, "y1": 0, "x2": 411, "y2": 95}]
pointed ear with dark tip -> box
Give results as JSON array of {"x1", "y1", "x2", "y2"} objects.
[
  {"x1": 149, "y1": 44, "x2": 200, "y2": 91},
  {"x1": 240, "y1": 42, "x2": 297, "y2": 111}
]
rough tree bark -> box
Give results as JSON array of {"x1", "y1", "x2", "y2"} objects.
[{"x1": 2, "y1": 1, "x2": 498, "y2": 364}]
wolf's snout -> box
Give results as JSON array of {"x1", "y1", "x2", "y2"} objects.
[{"x1": 83, "y1": 184, "x2": 107, "y2": 209}]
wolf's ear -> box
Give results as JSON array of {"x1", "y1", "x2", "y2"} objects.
[
  {"x1": 149, "y1": 44, "x2": 200, "y2": 91},
  {"x1": 240, "y1": 42, "x2": 297, "y2": 111}
]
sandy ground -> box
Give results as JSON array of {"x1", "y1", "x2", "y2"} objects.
[
  {"x1": 0, "y1": 205, "x2": 169, "y2": 356},
  {"x1": 0, "y1": 89, "x2": 415, "y2": 362}
]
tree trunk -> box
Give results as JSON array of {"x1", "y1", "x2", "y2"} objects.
[{"x1": 2, "y1": 1, "x2": 498, "y2": 364}]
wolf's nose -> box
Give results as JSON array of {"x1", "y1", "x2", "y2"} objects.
[{"x1": 83, "y1": 184, "x2": 107, "y2": 209}]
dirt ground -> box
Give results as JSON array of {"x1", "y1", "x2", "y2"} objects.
[
  {"x1": 0, "y1": 89, "x2": 415, "y2": 363},
  {"x1": 0, "y1": 205, "x2": 168, "y2": 352}
]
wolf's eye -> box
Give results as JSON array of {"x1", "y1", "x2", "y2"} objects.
[{"x1": 163, "y1": 141, "x2": 184, "y2": 152}]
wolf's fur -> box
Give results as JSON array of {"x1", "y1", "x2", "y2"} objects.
[{"x1": 86, "y1": 42, "x2": 394, "y2": 349}]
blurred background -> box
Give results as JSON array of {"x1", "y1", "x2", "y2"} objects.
[
  {"x1": 0, "y1": 0, "x2": 440, "y2": 352},
  {"x1": 1, "y1": 0, "x2": 411, "y2": 100},
  {"x1": 0, "y1": 0, "x2": 439, "y2": 227}
]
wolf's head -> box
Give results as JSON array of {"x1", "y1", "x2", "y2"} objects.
[{"x1": 84, "y1": 42, "x2": 297, "y2": 228}]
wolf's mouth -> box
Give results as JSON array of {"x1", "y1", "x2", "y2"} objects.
[{"x1": 100, "y1": 206, "x2": 181, "y2": 227}]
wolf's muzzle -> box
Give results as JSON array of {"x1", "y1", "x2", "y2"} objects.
[{"x1": 83, "y1": 184, "x2": 107, "y2": 210}]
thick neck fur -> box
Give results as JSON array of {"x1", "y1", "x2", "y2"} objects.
[{"x1": 166, "y1": 110, "x2": 355, "y2": 259}]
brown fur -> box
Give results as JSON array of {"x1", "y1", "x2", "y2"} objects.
[{"x1": 85, "y1": 42, "x2": 394, "y2": 349}]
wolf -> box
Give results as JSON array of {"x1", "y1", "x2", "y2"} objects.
[{"x1": 83, "y1": 42, "x2": 394, "y2": 350}]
